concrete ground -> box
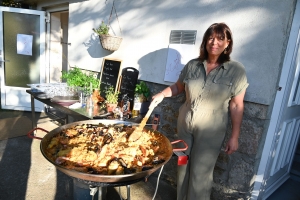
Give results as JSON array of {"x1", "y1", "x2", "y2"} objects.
[{"x1": 0, "y1": 109, "x2": 177, "y2": 200}]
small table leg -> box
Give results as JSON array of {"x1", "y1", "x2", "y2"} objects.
[
  {"x1": 65, "y1": 115, "x2": 68, "y2": 124},
  {"x1": 30, "y1": 94, "x2": 37, "y2": 129},
  {"x1": 97, "y1": 187, "x2": 107, "y2": 200},
  {"x1": 127, "y1": 185, "x2": 130, "y2": 200}
]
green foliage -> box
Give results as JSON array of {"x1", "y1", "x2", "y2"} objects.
[
  {"x1": 1, "y1": 0, "x2": 21, "y2": 7},
  {"x1": 135, "y1": 81, "x2": 150, "y2": 102},
  {"x1": 61, "y1": 66, "x2": 100, "y2": 89},
  {"x1": 93, "y1": 21, "x2": 110, "y2": 35},
  {"x1": 105, "y1": 86, "x2": 120, "y2": 104}
]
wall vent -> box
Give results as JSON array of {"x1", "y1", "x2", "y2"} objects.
[{"x1": 169, "y1": 30, "x2": 197, "y2": 44}]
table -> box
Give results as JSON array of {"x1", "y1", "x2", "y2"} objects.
[
  {"x1": 26, "y1": 90, "x2": 109, "y2": 129},
  {"x1": 26, "y1": 90, "x2": 142, "y2": 129},
  {"x1": 26, "y1": 89, "x2": 145, "y2": 200}
]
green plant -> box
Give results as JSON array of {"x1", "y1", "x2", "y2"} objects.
[
  {"x1": 93, "y1": 21, "x2": 109, "y2": 35},
  {"x1": 105, "y1": 86, "x2": 120, "y2": 104},
  {"x1": 61, "y1": 66, "x2": 100, "y2": 89},
  {"x1": 135, "y1": 81, "x2": 150, "y2": 102}
]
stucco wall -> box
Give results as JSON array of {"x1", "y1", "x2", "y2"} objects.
[
  {"x1": 66, "y1": 0, "x2": 296, "y2": 105},
  {"x1": 36, "y1": 0, "x2": 296, "y2": 105}
]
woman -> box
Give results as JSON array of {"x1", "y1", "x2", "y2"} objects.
[{"x1": 151, "y1": 23, "x2": 248, "y2": 200}]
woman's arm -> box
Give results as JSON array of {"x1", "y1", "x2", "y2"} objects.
[
  {"x1": 162, "y1": 80, "x2": 185, "y2": 97},
  {"x1": 150, "y1": 80, "x2": 185, "y2": 107},
  {"x1": 225, "y1": 89, "x2": 246, "y2": 155}
]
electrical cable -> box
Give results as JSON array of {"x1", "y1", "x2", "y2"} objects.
[{"x1": 152, "y1": 165, "x2": 165, "y2": 200}]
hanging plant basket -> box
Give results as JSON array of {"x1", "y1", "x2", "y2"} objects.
[
  {"x1": 93, "y1": 0, "x2": 123, "y2": 52},
  {"x1": 99, "y1": 34, "x2": 123, "y2": 51}
]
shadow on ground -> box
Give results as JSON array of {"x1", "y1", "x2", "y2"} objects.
[{"x1": 0, "y1": 109, "x2": 177, "y2": 200}]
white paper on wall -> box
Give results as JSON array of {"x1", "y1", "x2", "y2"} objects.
[
  {"x1": 164, "y1": 44, "x2": 196, "y2": 83},
  {"x1": 17, "y1": 34, "x2": 33, "y2": 56}
]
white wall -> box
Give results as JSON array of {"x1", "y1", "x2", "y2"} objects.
[{"x1": 42, "y1": 0, "x2": 296, "y2": 105}]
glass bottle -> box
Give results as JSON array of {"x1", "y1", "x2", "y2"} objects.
[{"x1": 132, "y1": 94, "x2": 141, "y2": 117}]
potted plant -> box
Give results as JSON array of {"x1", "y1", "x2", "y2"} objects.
[
  {"x1": 93, "y1": 21, "x2": 109, "y2": 35},
  {"x1": 93, "y1": 21, "x2": 123, "y2": 51},
  {"x1": 133, "y1": 81, "x2": 151, "y2": 115},
  {"x1": 61, "y1": 66, "x2": 101, "y2": 103},
  {"x1": 135, "y1": 81, "x2": 150, "y2": 102},
  {"x1": 61, "y1": 66, "x2": 100, "y2": 89},
  {"x1": 105, "y1": 86, "x2": 120, "y2": 112}
]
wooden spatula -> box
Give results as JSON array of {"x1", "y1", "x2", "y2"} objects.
[{"x1": 128, "y1": 104, "x2": 155, "y2": 142}]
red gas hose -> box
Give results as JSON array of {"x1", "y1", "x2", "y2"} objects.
[{"x1": 27, "y1": 127, "x2": 49, "y2": 140}]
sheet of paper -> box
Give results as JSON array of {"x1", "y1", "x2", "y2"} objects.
[
  {"x1": 17, "y1": 34, "x2": 33, "y2": 56},
  {"x1": 164, "y1": 44, "x2": 196, "y2": 82}
]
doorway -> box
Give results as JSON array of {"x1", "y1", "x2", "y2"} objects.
[
  {"x1": 0, "y1": 6, "x2": 46, "y2": 111},
  {"x1": 251, "y1": 1, "x2": 300, "y2": 199},
  {"x1": 47, "y1": 10, "x2": 69, "y2": 83}
]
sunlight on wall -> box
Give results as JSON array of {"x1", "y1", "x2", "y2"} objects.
[{"x1": 66, "y1": 0, "x2": 291, "y2": 105}]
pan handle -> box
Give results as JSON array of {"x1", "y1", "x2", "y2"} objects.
[
  {"x1": 27, "y1": 127, "x2": 49, "y2": 140},
  {"x1": 171, "y1": 140, "x2": 188, "y2": 152}
]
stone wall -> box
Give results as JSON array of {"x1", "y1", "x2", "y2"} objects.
[
  {"x1": 212, "y1": 102, "x2": 268, "y2": 200},
  {"x1": 145, "y1": 81, "x2": 269, "y2": 199}
]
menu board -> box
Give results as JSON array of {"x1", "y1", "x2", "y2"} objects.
[
  {"x1": 118, "y1": 67, "x2": 139, "y2": 109},
  {"x1": 100, "y1": 58, "x2": 122, "y2": 98}
]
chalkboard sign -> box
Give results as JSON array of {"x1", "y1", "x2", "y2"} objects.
[
  {"x1": 100, "y1": 58, "x2": 122, "y2": 98},
  {"x1": 118, "y1": 67, "x2": 139, "y2": 110}
]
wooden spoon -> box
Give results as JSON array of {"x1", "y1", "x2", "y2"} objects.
[{"x1": 128, "y1": 104, "x2": 155, "y2": 142}]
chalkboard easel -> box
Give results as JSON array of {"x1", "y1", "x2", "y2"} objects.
[
  {"x1": 100, "y1": 58, "x2": 122, "y2": 98},
  {"x1": 118, "y1": 67, "x2": 139, "y2": 110}
]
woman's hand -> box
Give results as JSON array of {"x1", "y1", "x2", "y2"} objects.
[
  {"x1": 225, "y1": 137, "x2": 238, "y2": 154},
  {"x1": 149, "y1": 80, "x2": 184, "y2": 108},
  {"x1": 150, "y1": 92, "x2": 165, "y2": 108}
]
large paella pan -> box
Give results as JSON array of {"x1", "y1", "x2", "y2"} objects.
[{"x1": 28, "y1": 119, "x2": 187, "y2": 183}]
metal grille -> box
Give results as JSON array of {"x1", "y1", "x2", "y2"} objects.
[{"x1": 169, "y1": 30, "x2": 197, "y2": 44}]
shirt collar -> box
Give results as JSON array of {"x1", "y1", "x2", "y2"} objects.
[
  {"x1": 222, "y1": 62, "x2": 229, "y2": 70},
  {"x1": 201, "y1": 60, "x2": 229, "y2": 70}
]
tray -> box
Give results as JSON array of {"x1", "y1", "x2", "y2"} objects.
[{"x1": 51, "y1": 96, "x2": 79, "y2": 106}]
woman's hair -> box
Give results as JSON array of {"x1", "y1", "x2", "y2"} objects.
[{"x1": 199, "y1": 23, "x2": 233, "y2": 63}]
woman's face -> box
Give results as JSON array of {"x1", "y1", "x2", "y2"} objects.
[{"x1": 206, "y1": 32, "x2": 230, "y2": 57}]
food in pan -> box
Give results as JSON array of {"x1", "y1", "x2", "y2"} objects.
[{"x1": 45, "y1": 123, "x2": 169, "y2": 175}]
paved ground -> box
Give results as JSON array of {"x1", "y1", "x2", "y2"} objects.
[{"x1": 0, "y1": 110, "x2": 177, "y2": 200}]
